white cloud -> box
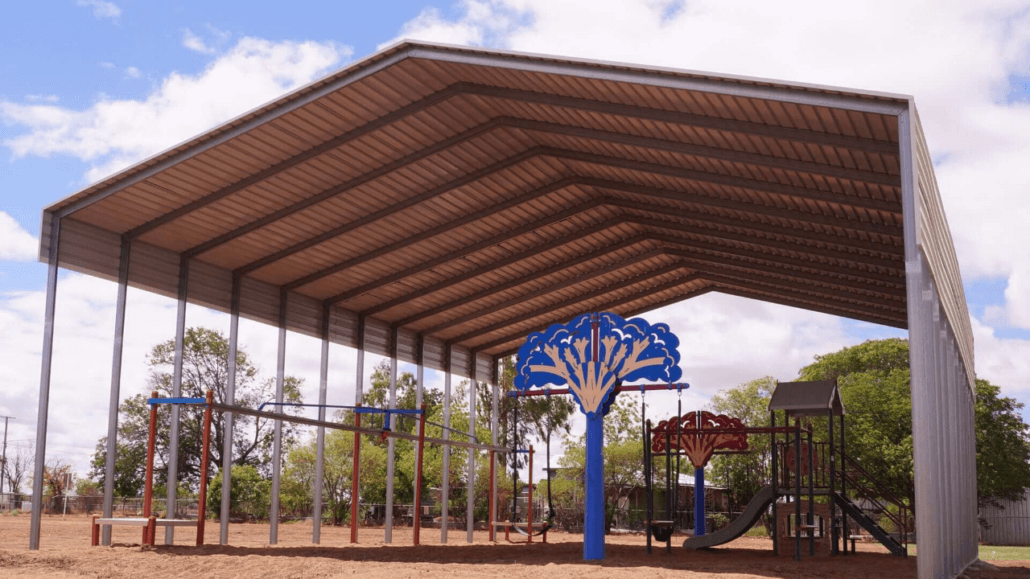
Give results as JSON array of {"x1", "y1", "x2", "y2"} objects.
[
  {"x1": 24, "y1": 94, "x2": 59, "y2": 104},
  {"x1": 1, "y1": 37, "x2": 350, "y2": 183},
  {"x1": 0, "y1": 272, "x2": 362, "y2": 477},
  {"x1": 123, "y1": 66, "x2": 141, "y2": 79},
  {"x1": 76, "y1": 0, "x2": 121, "y2": 20},
  {"x1": 182, "y1": 28, "x2": 215, "y2": 54},
  {"x1": 0, "y1": 212, "x2": 38, "y2": 261},
  {"x1": 378, "y1": 0, "x2": 524, "y2": 49},
  {"x1": 387, "y1": 0, "x2": 1030, "y2": 382},
  {"x1": 99, "y1": 61, "x2": 115, "y2": 69},
  {"x1": 972, "y1": 316, "x2": 1030, "y2": 399}
]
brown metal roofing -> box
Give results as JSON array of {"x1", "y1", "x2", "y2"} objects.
[{"x1": 39, "y1": 41, "x2": 973, "y2": 383}]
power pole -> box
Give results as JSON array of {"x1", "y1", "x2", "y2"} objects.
[{"x1": 0, "y1": 416, "x2": 14, "y2": 496}]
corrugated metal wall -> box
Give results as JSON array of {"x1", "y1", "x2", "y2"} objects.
[
  {"x1": 912, "y1": 109, "x2": 975, "y2": 388},
  {"x1": 981, "y1": 492, "x2": 1030, "y2": 546},
  {"x1": 52, "y1": 215, "x2": 495, "y2": 382}
]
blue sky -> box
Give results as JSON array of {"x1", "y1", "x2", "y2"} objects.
[{"x1": 2, "y1": 0, "x2": 1030, "y2": 475}]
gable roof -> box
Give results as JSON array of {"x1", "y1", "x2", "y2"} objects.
[{"x1": 38, "y1": 40, "x2": 972, "y2": 384}]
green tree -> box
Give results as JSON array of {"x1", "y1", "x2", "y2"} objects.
[
  {"x1": 973, "y1": 380, "x2": 1030, "y2": 506},
  {"x1": 799, "y1": 338, "x2": 1030, "y2": 511},
  {"x1": 558, "y1": 395, "x2": 646, "y2": 533},
  {"x1": 707, "y1": 377, "x2": 776, "y2": 517},
  {"x1": 520, "y1": 393, "x2": 576, "y2": 516},
  {"x1": 207, "y1": 464, "x2": 271, "y2": 520},
  {"x1": 90, "y1": 327, "x2": 304, "y2": 496}
]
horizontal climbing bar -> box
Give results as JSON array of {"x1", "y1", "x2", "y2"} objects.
[
  {"x1": 507, "y1": 382, "x2": 690, "y2": 397},
  {"x1": 147, "y1": 397, "x2": 207, "y2": 405},
  {"x1": 210, "y1": 402, "x2": 508, "y2": 453}
]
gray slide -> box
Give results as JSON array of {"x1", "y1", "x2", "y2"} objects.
[{"x1": 682, "y1": 485, "x2": 775, "y2": 549}]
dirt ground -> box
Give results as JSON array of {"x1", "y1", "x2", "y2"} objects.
[{"x1": 1, "y1": 514, "x2": 1027, "y2": 579}]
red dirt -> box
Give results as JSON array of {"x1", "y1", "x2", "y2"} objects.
[{"x1": 1, "y1": 514, "x2": 1026, "y2": 578}]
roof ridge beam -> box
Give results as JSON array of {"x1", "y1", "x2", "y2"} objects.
[
  {"x1": 663, "y1": 247, "x2": 906, "y2": 296},
  {"x1": 581, "y1": 177, "x2": 902, "y2": 240},
  {"x1": 277, "y1": 177, "x2": 579, "y2": 290},
  {"x1": 126, "y1": 83, "x2": 468, "y2": 239},
  {"x1": 620, "y1": 210, "x2": 902, "y2": 270},
  {"x1": 708, "y1": 282, "x2": 905, "y2": 328},
  {"x1": 422, "y1": 248, "x2": 667, "y2": 336},
  {"x1": 384, "y1": 231, "x2": 653, "y2": 326},
  {"x1": 504, "y1": 117, "x2": 899, "y2": 187},
  {"x1": 548, "y1": 147, "x2": 899, "y2": 214},
  {"x1": 458, "y1": 82, "x2": 900, "y2": 155},
  {"x1": 699, "y1": 272, "x2": 905, "y2": 317},
  {"x1": 651, "y1": 232, "x2": 903, "y2": 287},
  {"x1": 321, "y1": 199, "x2": 610, "y2": 303},
  {"x1": 446, "y1": 262, "x2": 688, "y2": 345},
  {"x1": 477, "y1": 272, "x2": 706, "y2": 353}
]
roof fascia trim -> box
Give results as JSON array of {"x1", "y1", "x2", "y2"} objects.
[
  {"x1": 47, "y1": 47, "x2": 419, "y2": 220},
  {"x1": 406, "y1": 46, "x2": 909, "y2": 117}
]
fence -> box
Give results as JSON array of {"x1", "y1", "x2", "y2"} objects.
[{"x1": 980, "y1": 491, "x2": 1030, "y2": 546}]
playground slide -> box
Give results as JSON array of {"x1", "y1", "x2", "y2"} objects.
[{"x1": 682, "y1": 485, "x2": 775, "y2": 549}]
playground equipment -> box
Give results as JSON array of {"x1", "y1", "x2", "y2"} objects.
[
  {"x1": 91, "y1": 390, "x2": 509, "y2": 548},
  {"x1": 645, "y1": 406, "x2": 749, "y2": 553},
  {"x1": 642, "y1": 380, "x2": 909, "y2": 559},
  {"x1": 512, "y1": 311, "x2": 687, "y2": 560},
  {"x1": 494, "y1": 396, "x2": 550, "y2": 542}
]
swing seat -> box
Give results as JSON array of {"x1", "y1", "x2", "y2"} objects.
[{"x1": 650, "y1": 520, "x2": 675, "y2": 542}]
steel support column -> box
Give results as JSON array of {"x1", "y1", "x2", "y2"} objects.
[
  {"x1": 220, "y1": 273, "x2": 241, "y2": 544},
  {"x1": 29, "y1": 216, "x2": 60, "y2": 550},
  {"x1": 166, "y1": 255, "x2": 189, "y2": 545},
  {"x1": 441, "y1": 346, "x2": 452, "y2": 543},
  {"x1": 415, "y1": 335, "x2": 425, "y2": 536},
  {"x1": 313, "y1": 303, "x2": 330, "y2": 544},
  {"x1": 269, "y1": 290, "x2": 287, "y2": 544},
  {"x1": 466, "y1": 357, "x2": 476, "y2": 543},
  {"x1": 101, "y1": 236, "x2": 130, "y2": 545},
  {"x1": 385, "y1": 328, "x2": 398, "y2": 543},
  {"x1": 490, "y1": 357, "x2": 499, "y2": 542}
]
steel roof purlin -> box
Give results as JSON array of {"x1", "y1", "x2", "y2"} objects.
[{"x1": 39, "y1": 40, "x2": 971, "y2": 382}]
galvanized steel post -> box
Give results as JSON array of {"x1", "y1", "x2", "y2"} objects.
[
  {"x1": 441, "y1": 345, "x2": 452, "y2": 543},
  {"x1": 385, "y1": 327, "x2": 398, "y2": 543},
  {"x1": 102, "y1": 236, "x2": 130, "y2": 546},
  {"x1": 313, "y1": 302, "x2": 330, "y2": 544},
  {"x1": 269, "y1": 289, "x2": 287, "y2": 544},
  {"x1": 466, "y1": 355, "x2": 476, "y2": 543},
  {"x1": 220, "y1": 273, "x2": 241, "y2": 545},
  {"x1": 29, "y1": 216, "x2": 60, "y2": 550},
  {"x1": 166, "y1": 255, "x2": 190, "y2": 545}
]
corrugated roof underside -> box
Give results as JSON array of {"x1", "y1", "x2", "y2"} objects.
[{"x1": 37, "y1": 42, "x2": 960, "y2": 381}]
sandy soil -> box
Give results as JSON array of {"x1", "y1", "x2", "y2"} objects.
[{"x1": 1, "y1": 514, "x2": 1027, "y2": 579}]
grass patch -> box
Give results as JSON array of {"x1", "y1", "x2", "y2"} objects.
[
  {"x1": 979, "y1": 545, "x2": 1030, "y2": 561},
  {"x1": 907, "y1": 544, "x2": 1030, "y2": 561},
  {"x1": 744, "y1": 526, "x2": 770, "y2": 538}
]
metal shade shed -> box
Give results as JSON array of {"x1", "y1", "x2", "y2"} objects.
[{"x1": 33, "y1": 41, "x2": 976, "y2": 578}]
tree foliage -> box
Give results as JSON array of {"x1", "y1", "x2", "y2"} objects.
[
  {"x1": 90, "y1": 327, "x2": 304, "y2": 496},
  {"x1": 798, "y1": 338, "x2": 1030, "y2": 511},
  {"x1": 707, "y1": 376, "x2": 776, "y2": 515},
  {"x1": 206, "y1": 464, "x2": 270, "y2": 520},
  {"x1": 278, "y1": 360, "x2": 500, "y2": 525},
  {"x1": 558, "y1": 395, "x2": 646, "y2": 533}
]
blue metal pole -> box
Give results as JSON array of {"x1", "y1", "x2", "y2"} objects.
[
  {"x1": 694, "y1": 467, "x2": 705, "y2": 536},
  {"x1": 583, "y1": 412, "x2": 605, "y2": 560}
]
